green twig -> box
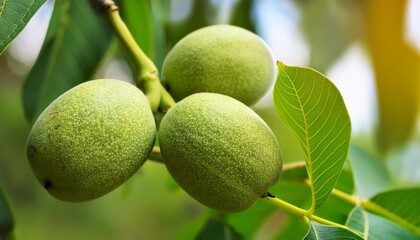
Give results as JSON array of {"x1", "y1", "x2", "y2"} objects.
[
  {"x1": 92, "y1": 0, "x2": 175, "y2": 112},
  {"x1": 282, "y1": 161, "x2": 306, "y2": 172},
  {"x1": 265, "y1": 197, "x2": 350, "y2": 230}
]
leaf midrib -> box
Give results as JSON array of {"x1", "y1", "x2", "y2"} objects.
[{"x1": 279, "y1": 65, "x2": 315, "y2": 212}]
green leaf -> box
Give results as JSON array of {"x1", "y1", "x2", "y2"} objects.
[
  {"x1": 314, "y1": 170, "x2": 355, "y2": 225},
  {"x1": 362, "y1": 187, "x2": 420, "y2": 235},
  {"x1": 121, "y1": 0, "x2": 154, "y2": 59},
  {"x1": 0, "y1": 0, "x2": 47, "y2": 54},
  {"x1": 273, "y1": 213, "x2": 308, "y2": 240},
  {"x1": 304, "y1": 221, "x2": 364, "y2": 240},
  {"x1": 229, "y1": 0, "x2": 256, "y2": 32},
  {"x1": 346, "y1": 206, "x2": 419, "y2": 240},
  {"x1": 195, "y1": 218, "x2": 243, "y2": 240},
  {"x1": 228, "y1": 200, "x2": 278, "y2": 237},
  {"x1": 0, "y1": 187, "x2": 14, "y2": 239},
  {"x1": 273, "y1": 62, "x2": 351, "y2": 211},
  {"x1": 228, "y1": 181, "x2": 311, "y2": 238},
  {"x1": 22, "y1": 0, "x2": 112, "y2": 124},
  {"x1": 348, "y1": 145, "x2": 392, "y2": 198}
]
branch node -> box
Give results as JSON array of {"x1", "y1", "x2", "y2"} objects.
[{"x1": 91, "y1": 0, "x2": 118, "y2": 12}]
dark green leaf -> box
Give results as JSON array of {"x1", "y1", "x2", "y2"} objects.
[
  {"x1": 362, "y1": 187, "x2": 420, "y2": 235},
  {"x1": 228, "y1": 199, "x2": 278, "y2": 238},
  {"x1": 229, "y1": 0, "x2": 256, "y2": 32},
  {"x1": 166, "y1": 0, "x2": 213, "y2": 47},
  {"x1": 0, "y1": 187, "x2": 14, "y2": 239},
  {"x1": 273, "y1": 213, "x2": 308, "y2": 240},
  {"x1": 346, "y1": 206, "x2": 419, "y2": 240},
  {"x1": 22, "y1": 0, "x2": 112, "y2": 124},
  {"x1": 228, "y1": 181, "x2": 311, "y2": 238},
  {"x1": 0, "y1": 0, "x2": 47, "y2": 54},
  {"x1": 304, "y1": 221, "x2": 364, "y2": 240},
  {"x1": 273, "y1": 62, "x2": 351, "y2": 211},
  {"x1": 349, "y1": 145, "x2": 392, "y2": 198},
  {"x1": 195, "y1": 218, "x2": 243, "y2": 240}
]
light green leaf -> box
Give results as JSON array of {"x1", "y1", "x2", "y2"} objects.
[
  {"x1": 195, "y1": 218, "x2": 243, "y2": 240},
  {"x1": 0, "y1": 0, "x2": 47, "y2": 54},
  {"x1": 362, "y1": 188, "x2": 420, "y2": 235},
  {"x1": 304, "y1": 221, "x2": 364, "y2": 240},
  {"x1": 349, "y1": 145, "x2": 392, "y2": 198},
  {"x1": 22, "y1": 0, "x2": 112, "y2": 124},
  {"x1": 273, "y1": 62, "x2": 351, "y2": 211},
  {"x1": 346, "y1": 206, "x2": 419, "y2": 240}
]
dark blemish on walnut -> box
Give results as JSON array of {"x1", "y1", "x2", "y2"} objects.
[
  {"x1": 44, "y1": 180, "x2": 52, "y2": 189},
  {"x1": 54, "y1": 124, "x2": 60, "y2": 130},
  {"x1": 29, "y1": 145, "x2": 37, "y2": 159}
]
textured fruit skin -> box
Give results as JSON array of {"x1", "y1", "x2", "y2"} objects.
[
  {"x1": 26, "y1": 79, "x2": 156, "y2": 202},
  {"x1": 159, "y1": 93, "x2": 282, "y2": 212},
  {"x1": 162, "y1": 24, "x2": 275, "y2": 106}
]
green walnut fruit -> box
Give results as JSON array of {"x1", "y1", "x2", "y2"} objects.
[
  {"x1": 159, "y1": 93, "x2": 282, "y2": 212},
  {"x1": 26, "y1": 79, "x2": 156, "y2": 202},
  {"x1": 162, "y1": 24, "x2": 275, "y2": 106}
]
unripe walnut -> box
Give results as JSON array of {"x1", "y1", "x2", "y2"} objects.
[
  {"x1": 26, "y1": 79, "x2": 156, "y2": 202},
  {"x1": 162, "y1": 24, "x2": 276, "y2": 106},
  {"x1": 159, "y1": 93, "x2": 282, "y2": 212}
]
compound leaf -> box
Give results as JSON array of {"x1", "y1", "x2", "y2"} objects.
[
  {"x1": 304, "y1": 221, "x2": 364, "y2": 240},
  {"x1": 22, "y1": 0, "x2": 112, "y2": 124},
  {"x1": 0, "y1": 0, "x2": 47, "y2": 54},
  {"x1": 273, "y1": 62, "x2": 351, "y2": 211}
]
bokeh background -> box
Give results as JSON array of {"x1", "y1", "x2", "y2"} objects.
[{"x1": 1, "y1": 0, "x2": 420, "y2": 239}]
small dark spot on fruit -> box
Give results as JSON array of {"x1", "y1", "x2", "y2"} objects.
[
  {"x1": 61, "y1": 165, "x2": 66, "y2": 171},
  {"x1": 54, "y1": 124, "x2": 60, "y2": 130},
  {"x1": 28, "y1": 145, "x2": 37, "y2": 159},
  {"x1": 44, "y1": 180, "x2": 52, "y2": 189}
]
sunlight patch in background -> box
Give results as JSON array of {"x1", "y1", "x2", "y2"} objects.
[
  {"x1": 254, "y1": 0, "x2": 377, "y2": 136},
  {"x1": 406, "y1": 0, "x2": 420, "y2": 52},
  {"x1": 256, "y1": 0, "x2": 309, "y2": 66},
  {"x1": 326, "y1": 43, "x2": 378, "y2": 134}
]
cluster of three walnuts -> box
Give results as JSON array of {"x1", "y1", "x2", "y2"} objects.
[{"x1": 27, "y1": 25, "x2": 283, "y2": 213}]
